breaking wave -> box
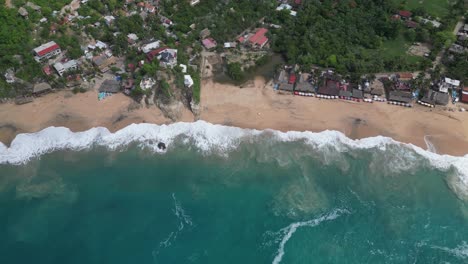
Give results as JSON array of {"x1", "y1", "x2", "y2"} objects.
[
  {"x1": 0, "y1": 121, "x2": 468, "y2": 200},
  {"x1": 272, "y1": 209, "x2": 350, "y2": 264}
]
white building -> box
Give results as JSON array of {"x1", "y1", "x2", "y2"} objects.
[
  {"x1": 276, "y1": 4, "x2": 296, "y2": 16},
  {"x1": 439, "y1": 77, "x2": 461, "y2": 93},
  {"x1": 4, "y1": 69, "x2": 15, "y2": 84},
  {"x1": 190, "y1": 0, "x2": 200, "y2": 6},
  {"x1": 127, "y1": 33, "x2": 139, "y2": 44},
  {"x1": 142, "y1": 41, "x2": 161, "y2": 53},
  {"x1": 158, "y1": 49, "x2": 178, "y2": 68},
  {"x1": 184, "y1": 75, "x2": 194, "y2": 88},
  {"x1": 104, "y1": 15, "x2": 115, "y2": 26},
  {"x1": 179, "y1": 64, "x2": 187, "y2": 73},
  {"x1": 33, "y1": 41, "x2": 61, "y2": 62},
  {"x1": 53, "y1": 60, "x2": 78, "y2": 76}
]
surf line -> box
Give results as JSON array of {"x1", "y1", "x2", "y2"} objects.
[
  {"x1": 152, "y1": 193, "x2": 194, "y2": 263},
  {"x1": 272, "y1": 209, "x2": 349, "y2": 264}
]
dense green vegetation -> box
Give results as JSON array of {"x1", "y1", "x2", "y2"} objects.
[
  {"x1": 269, "y1": 0, "x2": 463, "y2": 76},
  {"x1": 392, "y1": 0, "x2": 450, "y2": 18},
  {"x1": 444, "y1": 53, "x2": 468, "y2": 83},
  {"x1": 161, "y1": 0, "x2": 274, "y2": 42}
]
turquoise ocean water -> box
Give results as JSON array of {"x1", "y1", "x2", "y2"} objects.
[{"x1": 0, "y1": 123, "x2": 467, "y2": 263}]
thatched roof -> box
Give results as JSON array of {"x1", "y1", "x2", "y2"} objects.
[{"x1": 33, "y1": 82, "x2": 52, "y2": 93}]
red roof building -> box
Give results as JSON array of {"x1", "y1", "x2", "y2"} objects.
[
  {"x1": 147, "y1": 47, "x2": 168, "y2": 62},
  {"x1": 202, "y1": 38, "x2": 217, "y2": 49},
  {"x1": 406, "y1": 21, "x2": 419, "y2": 28},
  {"x1": 33, "y1": 41, "x2": 62, "y2": 62},
  {"x1": 398, "y1": 10, "x2": 412, "y2": 19},
  {"x1": 461, "y1": 87, "x2": 468, "y2": 103},
  {"x1": 42, "y1": 65, "x2": 53, "y2": 76},
  {"x1": 248, "y1": 28, "x2": 269, "y2": 48}
]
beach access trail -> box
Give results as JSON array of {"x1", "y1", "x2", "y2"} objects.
[{"x1": 1, "y1": 77, "x2": 468, "y2": 156}]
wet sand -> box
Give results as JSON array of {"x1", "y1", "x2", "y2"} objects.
[{"x1": 1, "y1": 78, "x2": 468, "y2": 156}]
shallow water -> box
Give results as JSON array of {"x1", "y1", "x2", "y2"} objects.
[{"x1": 1, "y1": 128, "x2": 468, "y2": 263}]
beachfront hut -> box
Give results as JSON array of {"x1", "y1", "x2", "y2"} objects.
[
  {"x1": 339, "y1": 90, "x2": 351, "y2": 98},
  {"x1": 317, "y1": 79, "x2": 340, "y2": 96},
  {"x1": 33, "y1": 82, "x2": 52, "y2": 95},
  {"x1": 388, "y1": 90, "x2": 412, "y2": 103},
  {"x1": 278, "y1": 83, "x2": 294, "y2": 92},
  {"x1": 352, "y1": 89, "x2": 364, "y2": 99},
  {"x1": 295, "y1": 73, "x2": 313, "y2": 93},
  {"x1": 99, "y1": 80, "x2": 121, "y2": 93},
  {"x1": 421, "y1": 90, "x2": 449, "y2": 106}
]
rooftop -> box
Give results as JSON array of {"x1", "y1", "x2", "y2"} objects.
[{"x1": 33, "y1": 41, "x2": 60, "y2": 57}]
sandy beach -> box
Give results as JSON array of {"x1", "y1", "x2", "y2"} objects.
[{"x1": 1, "y1": 77, "x2": 468, "y2": 156}]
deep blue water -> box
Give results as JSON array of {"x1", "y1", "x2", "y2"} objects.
[{"x1": 0, "y1": 140, "x2": 467, "y2": 263}]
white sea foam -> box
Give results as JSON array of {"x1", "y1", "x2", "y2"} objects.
[
  {"x1": 272, "y1": 209, "x2": 349, "y2": 264},
  {"x1": 1, "y1": 121, "x2": 468, "y2": 200},
  {"x1": 431, "y1": 241, "x2": 468, "y2": 259},
  {"x1": 152, "y1": 193, "x2": 193, "y2": 262}
]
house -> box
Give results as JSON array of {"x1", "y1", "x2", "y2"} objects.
[
  {"x1": 448, "y1": 43, "x2": 466, "y2": 54},
  {"x1": 439, "y1": 77, "x2": 460, "y2": 93},
  {"x1": 276, "y1": 4, "x2": 297, "y2": 16},
  {"x1": 179, "y1": 64, "x2": 187, "y2": 73},
  {"x1": 247, "y1": 28, "x2": 269, "y2": 48},
  {"x1": 398, "y1": 10, "x2": 412, "y2": 20},
  {"x1": 144, "y1": 3, "x2": 156, "y2": 13},
  {"x1": 158, "y1": 48, "x2": 178, "y2": 68},
  {"x1": 199, "y1": 28, "x2": 211, "y2": 39},
  {"x1": 4, "y1": 69, "x2": 15, "y2": 83},
  {"x1": 99, "y1": 79, "x2": 121, "y2": 93},
  {"x1": 420, "y1": 18, "x2": 441, "y2": 28},
  {"x1": 160, "y1": 16, "x2": 173, "y2": 27},
  {"x1": 339, "y1": 90, "x2": 352, "y2": 98},
  {"x1": 295, "y1": 73, "x2": 314, "y2": 93},
  {"x1": 147, "y1": 46, "x2": 168, "y2": 62},
  {"x1": 87, "y1": 40, "x2": 108, "y2": 50},
  {"x1": 461, "y1": 87, "x2": 468, "y2": 103},
  {"x1": 32, "y1": 82, "x2": 52, "y2": 95},
  {"x1": 421, "y1": 90, "x2": 449, "y2": 106},
  {"x1": 397, "y1": 72, "x2": 413, "y2": 81},
  {"x1": 406, "y1": 21, "x2": 419, "y2": 28},
  {"x1": 92, "y1": 54, "x2": 116, "y2": 73},
  {"x1": 352, "y1": 88, "x2": 364, "y2": 99},
  {"x1": 276, "y1": 70, "x2": 294, "y2": 92},
  {"x1": 127, "y1": 33, "x2": 139, "y2": 44},
  {"x1": 142, "y1": 41, "x2": 161, "y2": 53},
  {"x1": 224, "y1": 42, "x2": 237, "y2": 48},
  {"x1": 184, "y1": 75, "x2": 194, "y2": 87},
  {"x1": 318, "y1": 79, "x2": 340, "y2": 96},
  {"x1": 33, "y1": 41, "x2": 61, "y2": 62},
  {"x1": 104, "y1": 15, "x2": 115, "y2": 26},
  {"x1": 26, "y1": 2, "x2": 41, "y2": 12},
  {"x1": 18, "y1": 7, "x2": 29, "y2": 17},
  {"x1": 53, "y1": 60, "x2": 78, "y2": 76},
  {"x1": 139, "y1": 77, "x2": 156, "y2": 90},
  {"x1": 388, "y1": 90, "x2": 412, "y2": 103},
  {"x1": 190, "y1": 0, "x2": 200, "y2": 6},
  {"x1": 202, "y1": 38, "x2": 217, "y2": 49}
]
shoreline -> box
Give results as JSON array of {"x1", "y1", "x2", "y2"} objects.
[{"x1": 1, "y1": 77, "x2": 468, "y2": 156}]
